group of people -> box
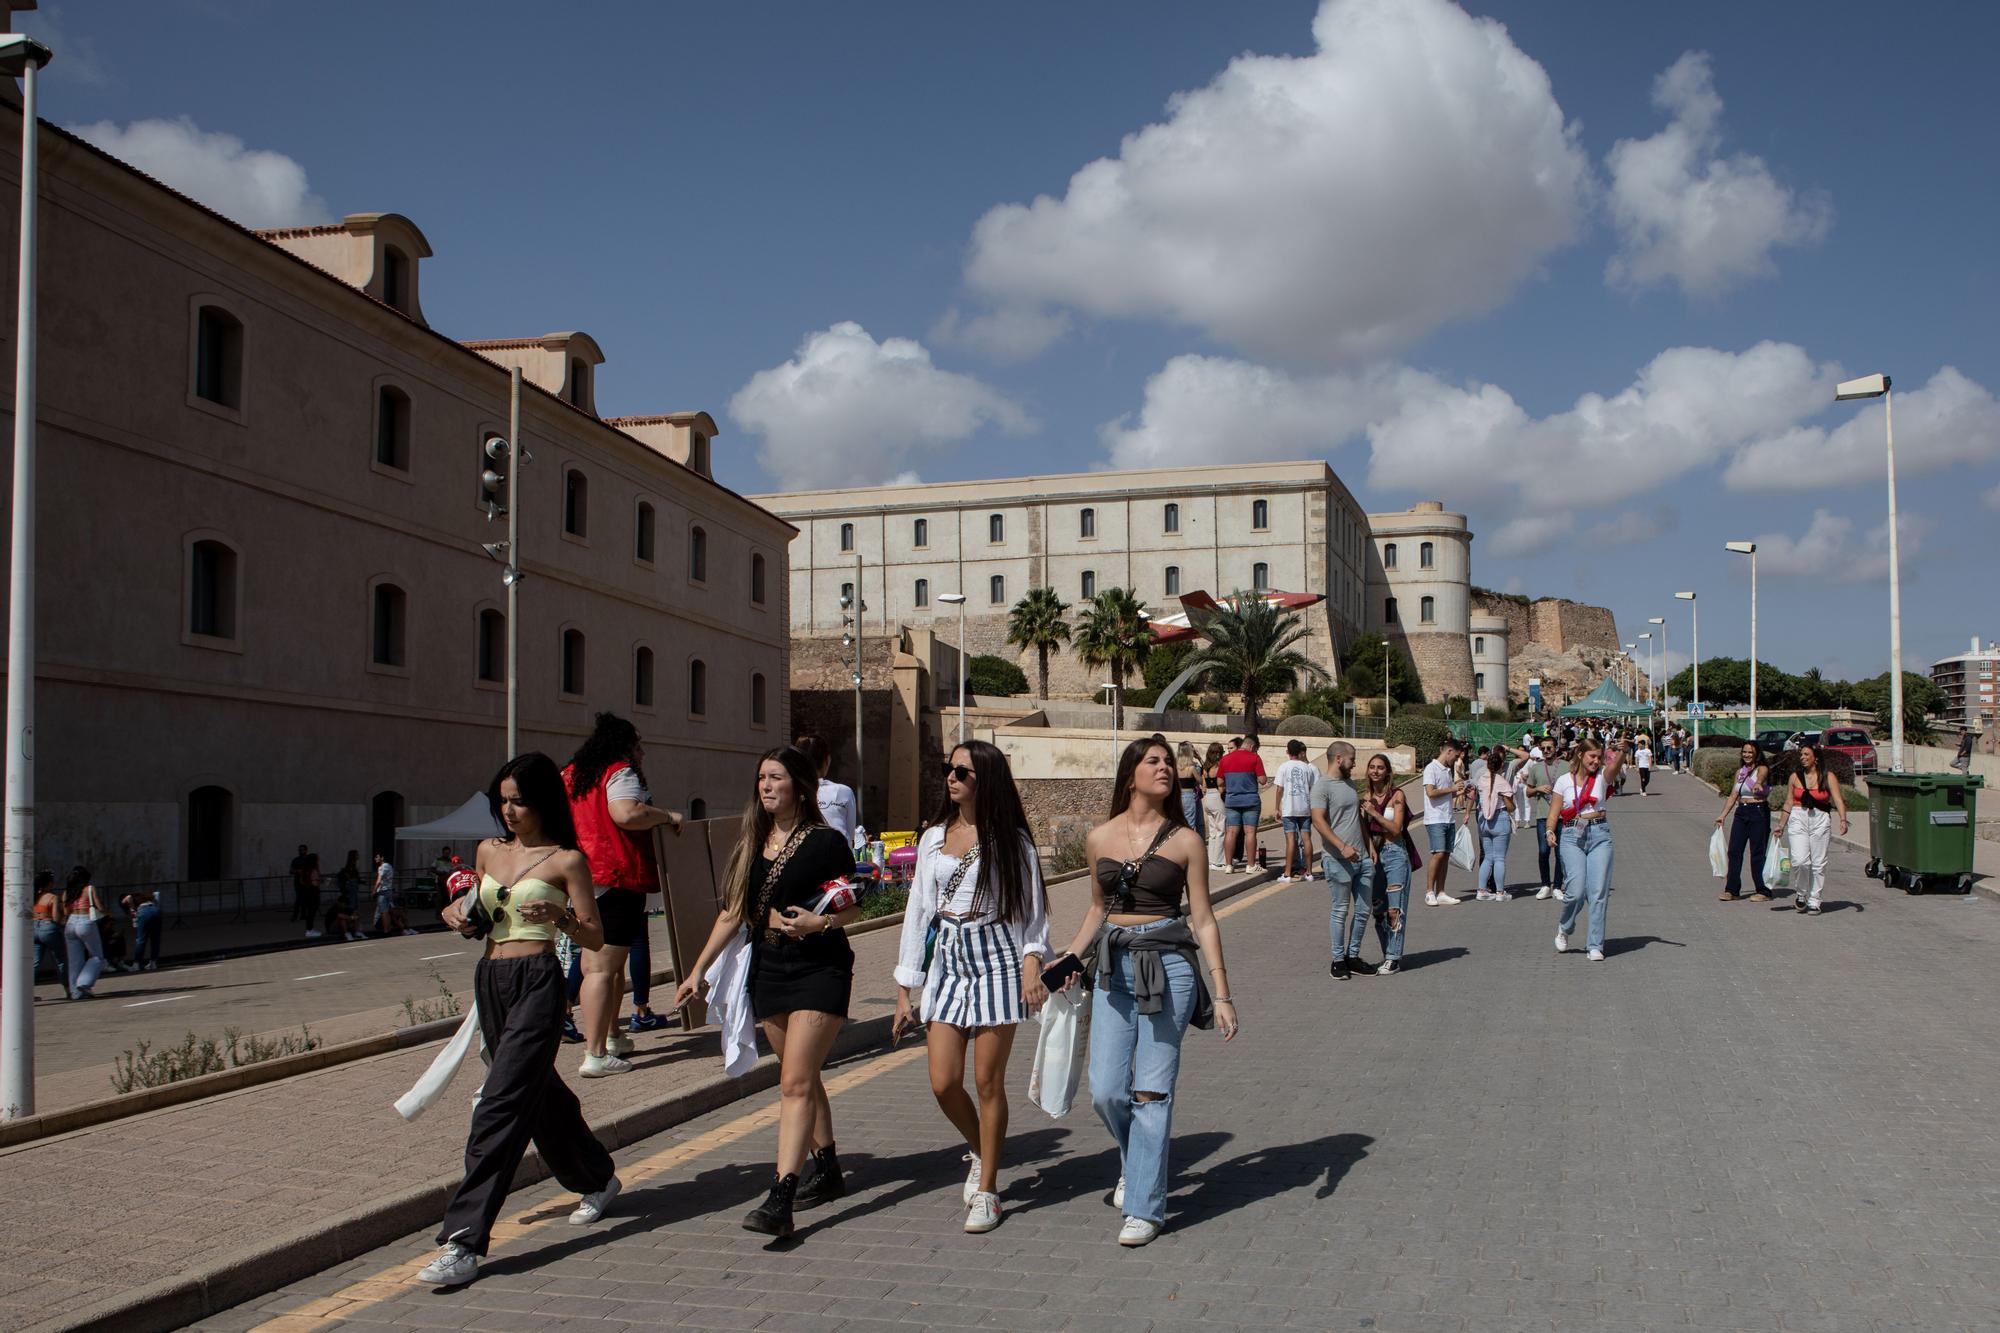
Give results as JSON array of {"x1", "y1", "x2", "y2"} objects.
[
  {"x1": 1714, "y1": 738, "x2": 1850, "y2": 913},
  {"x1": 290, "y1": 845, "x2": 409, "y2": 942},
  {"x1": 31, "y1": 868, "x2": 161, "y2": 998},
  {"x1": 416, "y1": 728, "x2": 1236, "y2": 1288}
]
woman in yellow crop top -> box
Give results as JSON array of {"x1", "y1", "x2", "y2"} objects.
[{"x1": 416, "y1": 752, "x2": 619, "y2": 1290}]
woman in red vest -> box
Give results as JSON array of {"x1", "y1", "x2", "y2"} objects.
[{"x1": 564, "y1": 713, "x2": 684, "y2": 1078}]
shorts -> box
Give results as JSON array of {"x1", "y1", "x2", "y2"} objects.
[
  {"x1": 1224, "y1": 805, "x2": 1260, "y2": 829},
  {"x1": 1281, "y1": 815, "x2": 1312, "y2": 834},
  {"x1": 1425, "y1": 823, "x2": 1457, "y2": 855},
  {"x1": 596, "y1": 887, "x2": 648, "y2": 949}
]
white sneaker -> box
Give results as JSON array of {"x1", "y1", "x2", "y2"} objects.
[
  {"x1": 402, "y1": 928, "x2": 418, "y2": 936},
  {"x1": 1432, "y1": 891, "x2": 1461, "y2": 905},
  {"x1": 1278, "y1": 875, "x2": 1294, "y2": 884},
  {"x1": 1554, "y1": 931, "x2": 1569, "y2": 954},
  {"x1": 416, "y1": 1241, "x2": 478, "y2": 1287},
  {"x1": 1208, "y1": 862, "x2": 1226, "y2": 871},
  {"x1": 1586, "y1": 948, "x2": 1605, "y2": 962},
  {"x1": 578, "y1": 1053, "x2": 633, "y2": 1078},
  {"x1": 570, "y1": 1175, "x2": 621, "y2": 1224},
  {"x1": 1112, "y1": 1177, "x2": 1125, "y2": 1209},
  {"x1": 1535, "y1": 885, "x2": 1551, "y2": 900},
  {"x1": 963, "y1": 1152, "x2": 983, "y2": 1206},
  {"x1": 1118, "y1": 1217, "x2": 1162, "y2": 1247},
  {"x1": 304, "y1": 929, "x2": 322, "y2": 939},
  {"x1": 964, "y1": 1191, "x2": 1001, "y2": 1233},
  {"x1": 606, "y1": 1033, "x2": 635, "y2": 1058}
]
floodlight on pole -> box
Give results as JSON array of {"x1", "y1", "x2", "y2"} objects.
[
  {"x1": 1675, "y1": 593, "x2": 1699, "y2": 748},
  {"x1": 938, "y1": 593, "x2": 968, "y2": 745},
  {"x1": 1833, "y1": 372, "x2": 1903, "y2": 773},
  {"x1": 1726, "y1": 541, "x2": 1758, "y2": 738}
]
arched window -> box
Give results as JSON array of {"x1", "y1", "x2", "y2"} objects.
[
  {"x1": 1253, "y1": 562, "x2": 1270, "y2": 592},
  {"x1": 1080, "y1": 507, "x2": 1096, "y2": 539},
  {"x1": 839, "y1": 521, "x2": 855, "y2": 552},
  {"x1": 1163, "y1": 503, "x2": 1180, "y2": 534},
  {"x1": 689, "y1": 798, "x2": 707, "y2": 822},
  {"x1": 1081, "y1": 570, "x2": 1096, "y2": 599},
  {"x1": 1420, "y1": 596, "x2": 1435, "y2": 624},
  {"x1": 188, "y1": 538, "x2": 238, "y2": 641},
  {"x1": 374, "y1": 385, "x2": 411, "y2": 470},
  {"x1": 1386, "y1": 597, "x2": 1399, "y2": 622},
  {"x1": 1474, "y1": 636, "x2": 1485, "y2": 655},
  {"x1": 1420, "y1": 541, "x2": 1435, "y2": 569},
  {"x1": 989, "y1": 574, "x2": 1005, "y2": 605},
  {"x1": 371, "y1": 582, "x2": 406, "y2": 667},
  {"x1": 1252, "y1": 499, "x2": 1269, "y2": 530},
  {"x1": 369, "y1": 791, "x2": 404, "y2": 866},
  {"x1": 634, "y1": 500, "x2": 656, "y2": 564},
  {"x1": 476, "y1": 608, "x2": 504, "y2": 683},
  {"x1": 381, "y1": 246, "x2": 411, "y2": 313},
  {"x1": 689, "y1": 659, "x2": 708, "y2": 716},
  {"x1": 913, "y1": 518, "x2": 929, "y2": 548},
  {"x1": 915, "y1": 578, "x2": 929, "y2": 608},
  {"x1": 988, "y1": 513, "x2": 1004, "y2": 544},
  {"x1": 186, "y1": 785, "x2": 232, "y2": 880},
  {"x1": 633, "y1": 645, "x2": 654, "y2": 708},
  {"x1": 561, "y1": 628, "x2": 586, "y2": 696},
  {"x1": 1384, "y1": 542, "x2": 1398, "y2": 569},
  {"x1": 690, "y1": 526, "x2": 708, "y2": 582},
  {"x1": 1165, "y1": 565, "x2": 1181, "y2": 596},
  {"x1": 751, "y1": 553, "x2": 767, "y2": 605},
  {"x1": 751, "y1": 672, "x2": 768, "y2": 727},
  {"x1": 688, "y1": 431, "x2": 710, "y2": 475},
  {"x1": 567, "y1": 357, "x2": 591, "y2": 409},
  {"x1": 193, "y1": 305, "x2": 243, "y2": 408},
  {"x1": 563, "y1": 468, "x2": 588, "y2": 538},
  {"x1": 1475, "y1": 672, "x2": 1487, "y2": 693}
]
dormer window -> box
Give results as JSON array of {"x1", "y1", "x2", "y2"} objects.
[
  {"x1": 567, "y1": 358, "x2": 591, "y2": 410},
  {"x1": 381, "y1": 246, "x2": 411, "y2": 314},
  {"x1": 689, "y1": 431, "x2": 710, "y2": 475}
]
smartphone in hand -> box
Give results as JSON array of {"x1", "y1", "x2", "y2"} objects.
[{"x1": 1040, "y1": 953, "x2": 1085, "y2": 992}]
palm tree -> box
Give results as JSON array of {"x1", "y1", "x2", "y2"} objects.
[
  {"x1": 1006, "y1": 586, "x2": 1072, "y2": 700},
  {"x1": 1072, "y1": 587, "x2": 1154, "y2": 732},
  {"x1": 1180, "y1": 592, "x2": 1326, "y2": 739}
]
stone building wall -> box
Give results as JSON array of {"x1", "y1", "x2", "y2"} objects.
[
  {"x1": 1017, "y1": 778, "x2": 1114, "y2": 857},
  {"x1": 789, "y1": 635, "x2": 902, "y2": 830},
  {"x1": 1530, "y1": 599, "x2": 1619, "y2": 653},
  {"x1": 1469, "y1": 592, "x2": 1533, "y2": 652},
  {"x1": 1392, "y1": 629, "x2": 1476, "y2": 702}
]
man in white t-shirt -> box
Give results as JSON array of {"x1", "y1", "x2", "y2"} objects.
[
  {"x1": 1634, "y1": 738, "x2": 1653, "y2": 796},
  {"x1": 1274, "y1": 740, "x2": 1319, "y2": 883},
  {"x1": 1420, "y1": 738, "x2": 1466, "y2": 906}
]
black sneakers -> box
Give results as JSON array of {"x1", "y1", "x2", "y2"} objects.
[
  {"x1": 794, "y1": 1145, "x2": 846, "y2": 1208},
  {"x1": 743, "y1": 1173, "x2": 799, "y2": 1238},
  {"x1": 1329, "y1": 957, "x2": 1350, "y2": 980}
]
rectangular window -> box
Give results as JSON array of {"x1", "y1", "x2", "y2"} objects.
[
  {"x1": 635, "y1": 501, "x2": 656, "y2": 564},
  {"x1": 1165, "y1": 566, "x2": 1180, "y2": 596},
  {"x1": 1164, "y1": 503, "x2": 1180, "y2": 534},
  {"x1": 989, "y1": 574, "x2": 1005, "y2": 605},
  {"x1": 1080, "y1": 507, "x2": 1096, "y2": 539},
  {"x1": 194, "y1": 306, "x2": 242, "y2": 408},
  {"x1": 913, "y1": 518, "x2": 928, "y2": 548},
  {"x1": 988, "y1": 513, "x2": 1004, "y2": 544}
]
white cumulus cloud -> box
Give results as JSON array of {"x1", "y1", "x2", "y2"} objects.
[
  {"x1": 729, "y1": 322, "x2": 1034, "y2": 489},
  {"x1": 1604, "y1": 52, "x2": 1831, "y2": 297},
  {"x1": 958, "y1": 0, "x2": 1589, "y2": 364},
  {"x1": 71, "y1": 116, "x2": 330, "y2": 229},
  {"x1": 929, "y1": 306, "x2": 1072, "y2": 363},
  {"x1": 1753, "y1": 509, "x2": 1929, "y2": 583},
  {"x1": 1986, "y1": 483, "x2": 2000, "y2": 512},
  {"x1": 1723, "y1": 366, "x2": 2000, "y2": 490}
]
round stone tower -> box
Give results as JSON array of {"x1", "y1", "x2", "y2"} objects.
[
  {"x1": 1469, "y1": 612, "x2": 1511, "y2": 712},
  {"x1": 1363, "y1": 501, "x2": 1475, "y2": 702}
]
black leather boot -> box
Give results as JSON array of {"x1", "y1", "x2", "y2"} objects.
[
  {"x1": 743, "y1": 1172, "x2": 798, "y2": 1238},
  {"x1": 794, "y1": 1144, "x2": 846, "y2": 1208}
]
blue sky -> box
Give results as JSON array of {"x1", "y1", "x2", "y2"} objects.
[{"x1": 27, "y1": 0, "x2": 1999, "y2": 684}]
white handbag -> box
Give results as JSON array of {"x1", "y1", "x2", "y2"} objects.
[{"x1": 1027, "y1": 985, "x2": 1090, "y2": 1119}]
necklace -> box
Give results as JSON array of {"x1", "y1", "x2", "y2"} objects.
[
  {"x1": 764, "y1": 819, "x2": 798, "y2": 857},
  {"x1": 1125, "y1": 810, "x2": 1167, "y2": 858}
]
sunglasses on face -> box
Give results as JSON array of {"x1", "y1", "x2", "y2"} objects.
[{"x1": 941, "y1": 762, "x2": 975, "y2": 783}]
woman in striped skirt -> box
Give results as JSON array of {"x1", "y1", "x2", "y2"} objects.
[{"x1": 892, "y1": 739, "x2": 1050, "y2": 1234}]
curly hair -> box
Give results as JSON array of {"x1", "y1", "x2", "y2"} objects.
[{"x1": 565, "y1": 712, "x2": 644, "y2": 799}]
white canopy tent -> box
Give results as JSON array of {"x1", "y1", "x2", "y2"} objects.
[{"x1": 395, "y1": 792, "x2": 503, "y2": 843}]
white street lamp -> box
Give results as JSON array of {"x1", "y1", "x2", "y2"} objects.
[
  {"x1": 1638, "y1": 632, "x2": 1653, "y2": 705},
  {"x1": 1675, "y1": 593, "x2": 1699, "y2": 750},
  {"x1": 3, "y1": 32, "x2": 55, "y2": 1122},
  {"x1": 1834, "y1": 372, "x2": 1904, "y2": 773},
  {"x1": 1623, "y1": 644, "x2": 1637, "y2": 697},
  {"x1": 1649, "y1": 616, "x2": 1668, "y2": 715},
  {"x1": 938, "y1": 593, "x2": 968, "y2": 746},
  {"x1": 1726, "y1": 541, "x2": 1757, "y2": 739}
]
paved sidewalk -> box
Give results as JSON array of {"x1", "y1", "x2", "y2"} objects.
[{"x1": 216, "y1": 771, "x2": 2000, "y2": 1332}]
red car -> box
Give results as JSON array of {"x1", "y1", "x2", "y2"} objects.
[{"x1": 1819, "y1": 726, "x2": 1878, "y2": 775}]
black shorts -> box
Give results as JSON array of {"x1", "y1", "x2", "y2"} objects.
[{"x1": 596, "y1": 888, "x2": 647, "y2": 949}]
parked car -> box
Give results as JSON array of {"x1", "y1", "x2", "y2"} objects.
[
  {"x1": 1752, "y1": 728, "x2": 1797, "y2": 754},
  {"x1": 1818, "y1": 726, "x2": 1878, "y2": 774}
]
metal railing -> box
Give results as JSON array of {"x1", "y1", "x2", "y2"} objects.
[{"x1": 100, "y1": 872, "x2": 443, "y2": 926}]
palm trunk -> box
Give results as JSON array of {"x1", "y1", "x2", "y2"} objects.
[
  {"x1": 1243, "y1": 674, "x2": 1260, "y2": 740},
  {"x1": 1114, "y1": 679, "x2": 1125, "y2": 734},
  {"x1": 1037, "y1": 644, "x2": 1050, "y2": 701}
]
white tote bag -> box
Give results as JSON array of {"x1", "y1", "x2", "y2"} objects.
[
  {"x1": 1708, "y1": 825, "x2": 1728, "y2": 878},
  {"x1": 1449, "y1": 817, "x2": 1476, "y2": 871},
  {"x1": 1028, "y1": 985, "x2": 1090, "y2": 1118}
]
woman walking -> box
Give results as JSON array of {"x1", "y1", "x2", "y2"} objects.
[
  {"x1": 1473, "y1": 746, "x2": 1516, "y2": 901},
  {"x1": 1547, "y1": 741, "x2": 1626, "y2": 962},
  {"x1": 1777, "y1": 743, "x2": 1847, "y2": 915},
  {"x1": 1046, "y1": 737, "x2": 1238, "y2": 1246},
  {"x1": 1175, "y1": 741, "x2": 1207, "y2": 847},
  {"x1": 891, "y1": 740, "x2": 1050, "y2": 1233},
  {"x1": 1200, "y1": 741, "x2": 1227, "y2": 870},
  {"x1": 1360, "y1": 754, "x2": 1415, "y2": 974},
  {"x1": 125, "y1": 887, "x2": 163, "y2": 971},
  {"x1": 418, "y1": 752, "x2": 620, "y2": 1289},
  {"x1": 32, "y1": 871, "x2": 65, "y2": 990},
  {"x1": 61, "y1": 867, "x2": 108, "y2": 999},
  {"x1": 334, "y1": 851, "x2": 364, "y2": 940},
  {"x1": 1715, "y1": 742, "x2": 1775, "y2": 902},
  {"x1": 674, "y1": 746, "x2": 862, "y2": 1240}
]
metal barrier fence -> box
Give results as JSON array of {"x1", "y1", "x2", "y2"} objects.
[{"x1": 101, "y1": 872, "x2": 445, "y2": 926}]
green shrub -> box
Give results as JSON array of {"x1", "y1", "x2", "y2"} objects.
[
  {"x1": 1196, "y1": 691, "x2": 1228, "y2": 715},
  {"x1": 858, "y1": 884, "x2": 908, "y2": 920},
  {"x1": 1842, "y1": 785, "x2": 1869, "y2": 812},
  {"x1": 1280, "y1": 685, "x2": 1348, "y2": 729},
  {"x1": 1276, "y1": 715, "x2": 1336, "y2": 737},
  {"x1": 1767, "y1": 750, "x2": 1856, "y2": 792},
  {"x1": 968, "y1": 654, "x2": 1029, "y2": 697},
  {"x1": 1047, "y1": 828, "x2": 1091, "y2": 875},
  {"x1": 110, "y1": 1025, "x2": 322, "y2": 1095},
  {"x1": 1123, "y1": 686, "x2": 1160, "y2": 708},
  {"x1": 1384, "y1": 716, "x2": 1454, "y2": 769},
  {"x1": 1692, "y1": 748, "x2": 1741, "y2": 785}
]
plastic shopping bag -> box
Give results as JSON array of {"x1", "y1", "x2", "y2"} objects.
[
  {"x1": 1449, "y1": 817, "x2": 1476, "y2": 872},
  {"x1": 1028, "y1": 985, "x2": 1089, "y2": 1118},
  {"x1": 1708, "y1": 826, "x2": 1728, "y2": 878},
  {"x1": 1763, "y1": 836, "x2": 1792, "y2": 891}
]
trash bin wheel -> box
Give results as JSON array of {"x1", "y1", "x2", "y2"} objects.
[
  {"x1": 1962, "y1": 873, "x2": 1977, "y2": 895},
  {"x1": 1863, "y1": 858, "x2": 1880, "y2": 879}
]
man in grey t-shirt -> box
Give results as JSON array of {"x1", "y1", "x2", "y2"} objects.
[{"x1": 1310, "y1": 742, "x2": 1374, "y2": 980}]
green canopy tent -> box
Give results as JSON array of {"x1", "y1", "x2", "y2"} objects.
[{"x1": 1555, "y1": 677, "x2": 1651, "y2": 718}]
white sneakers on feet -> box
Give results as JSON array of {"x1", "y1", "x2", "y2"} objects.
[
  {"x1": 1112, "y1": 1176, "x2": 1125, "y2": 1209},
  {"x1": 570, "y1": 1175, "x2": 621, "y2": 1224},
  {"x1": 1554, "y1": 930, "x2": 1569, "y2": 954},
  {"x1": 1427, "y1": 891, "x2": 1461, "y2": 906},
  {"x1": 1586, "y1": 948, "x2": 1606, "y2": 962},
  {"x1": 1207, "y1": 861, "x2": 1227, "y2": 872},
  {"x1": 1278, "y1": 875, "x2": 1295, "y2": 884},
  {"x1": 304, "y1": 929, "x2": 322, "y2": 939},
  {"x1": 965, "y1": 1191, "x2": 1001, "y2": 1233},
  {"x1": 1118, "y1": 1217, "x2": 1162, "y2": 1247},
  {"x1": 963, "y1": 1152, "x2": 983, "y2": 1206},
  {"x1": 1535, "y1": 885, "x2": 1552, "y2": 900},
  {"x1": 578, "y1": 1053, "x2": 633, "y2": 1078},
  {"x1": 417, "y1": 1241, "x2": 478, "y2": 1286},
  {"x1": 605, "y1": 1033, "x2": 635, "y2": 1058}
]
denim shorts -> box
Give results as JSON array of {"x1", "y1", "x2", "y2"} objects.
[
  {"x1": 1281, "y1": 815, "x2": 1311, "y2": 834},
  {"x1": 1224, "y1": 805, "x2": 1259, "y2": 829},
  {"x1": 1425, "y1": 822, "x2": 1456, "y2": 855}
]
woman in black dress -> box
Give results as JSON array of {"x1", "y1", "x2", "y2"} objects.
[{"x1": 676, "y1": 746, "x2": 860, "y2": 1239}]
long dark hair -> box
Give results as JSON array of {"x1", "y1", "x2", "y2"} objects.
[
  {"x1": 1108, "y1": 737, "x2": 1190, "y2": 830},
  {"x1": 927, "y1": 739, "x2": 1042, "y2": 925},
  {"x1": 565, "y1": 711, "x2": 644, "y2": 799},
  {"x1": 719, "y1": 746, "x2": 826, "y2": 922},
  {"x1": 486, "y1": 752, "x2": 579, "y2": 848},
  {"x1": 65, "y1": 865, "x2": 92, "y2": 895}
]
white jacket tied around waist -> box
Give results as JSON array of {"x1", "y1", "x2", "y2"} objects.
[{"x1": 894, "y1": 825, "x2": 1050, "y2": 1002}]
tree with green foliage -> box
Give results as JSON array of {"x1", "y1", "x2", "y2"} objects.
[
  {"x1": 1141, "y1": 640, "x2": 1198, "y2": 711},
  {"x1": 1178, "y1": 592, "x2": 1325, "y2": 739},
  {"x1": 1005, "y1": 586, "x2": 1071, "y2": 700},
  {"x1": 1280, "y1": 684, "x2": 1350, "y2": 730},
  {"x1": 1072, "y1": 587, "x2": 1155, "y2": 732},
  {"x1": 1385, "y1": 716, "x2": 1454, "y2": 769},
  {"x1": 1340, "y1": 630, "x2": 1422, "y2": 704},
  {"x1": 967, "y1": 654, "x2": 1029, "y2": 697}
]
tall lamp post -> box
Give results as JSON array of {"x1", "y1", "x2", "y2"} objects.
[
  {"x1": 938, "y1": 592, "x2": 968, "y2": 746},
  {"x1": 840, "y1": 574, "x2": 866, "y2": 815},
  {"x1": 1623, "y1": 645, "x2": 1637, "y2": 697},
  {"x1": 479, "y1": 369, "x2": 528, "y2": 760},
  {"x1": 1726, "y1": 541, "x2": 1757, "y2": 739},
  {"x1": 1637, "y1": 632, "x2": 1653, "y2": 705},
  {"x1": 1675, "y1": 592, "x2": 1699, "y2": 750},
  {"x1": 1100, "y1": 681, "x2": 1120, "y2": 762},
  {"x1": 1648, "y1": 616, "x2": 1668, "y2": 716},
  {"x1": 2, "y1": 33, "x2": 54, "y2": 1122},
  {"x1": 1834, "y1": 372, "x2": 1904, "y2": 773}
]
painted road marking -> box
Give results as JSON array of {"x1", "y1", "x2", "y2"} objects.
[
  {"x1": 292, "y1": 971, "x2": 347, "y2": 982},
  {"x1": 419, "y1": 952, "x2": 465, "y2": 962},
  {"x1": 125, "y1": 995, "x2": 191, "y2": 1008},
  {"x1": 250, "y1": 876, "x2": 1294, "y2": 1330}
]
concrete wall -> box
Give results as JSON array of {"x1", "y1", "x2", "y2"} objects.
[{"x1": 983, "y1": 726, "x2": 1415, "y2": 779}]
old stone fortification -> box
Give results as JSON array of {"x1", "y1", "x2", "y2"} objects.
[{"x1": 1469, "y1": 591, "x2": 1622, "y2": 703}]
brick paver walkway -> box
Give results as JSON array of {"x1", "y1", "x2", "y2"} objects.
[{"x1": 196, "y1": 771, "x2": 2000, "y2": 1332}]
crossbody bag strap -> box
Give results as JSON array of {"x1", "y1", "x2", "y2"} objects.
[{"x1": 753, "y1": 826, "x2": 809, "y2": 943}]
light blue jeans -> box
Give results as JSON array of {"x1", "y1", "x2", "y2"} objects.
[
  {"x1": 1558, "y1": 821, "x2": 1613, "y2": 951},
  {"x1": 1477, "y1": 813, "x2": 1512, "y2": 895},
  {"x1": 1372, "y1": 842, "x2": 1411, "y2": 962},
  {"x1": 1179, "y1": 788, "x2": 1205, "y2": 841},
  {"x1": 1089, "y1": 921, "x2": 1197, "y2": 1226},
  {"x1": 1322, "y1": 851, "x2": 1375, "y2": 959},
  {"x1": 63, "y1": 915, "x2": 106, "y2": 996},
  {"x1": 131, "y1": 903, "x2": 163, "y2": 967}
]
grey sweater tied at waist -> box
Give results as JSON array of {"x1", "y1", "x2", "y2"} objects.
[{"x1": 1086, "y1": 918, "x2": 1214, "y2": 1031}]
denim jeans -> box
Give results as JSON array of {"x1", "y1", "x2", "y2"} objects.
[
  {"x1": 1089, "y1": 921, "x2": 1197, "y2": 1226},
  {"x1": 1322, "y1": 851, "x2": 1375, "y2": 959},
  {"x1": 1557, "y1": 821, "x2": 1613, "y2": 952},
  {"x1": 1723, "y1": 805, "x2": 1770, "y2": 896},
  {"x1": 33, "y1": 920, "x2": 65, "y2": 987},
  {"x1": 627, "y1": 914, "x2": 651, "y2": 1008},
  {"x1": 64, "y1": 916, "x2": 106, "y2": 995},
  {"x1": 130, "y1": 903, "x2": 162, "y2": 967},
  {"x1": 1536, "y1": 822, "x2": 1563, "y2": 889},
  {"x1": 1477, "y1": 813, "x2": 1511, "y2": 894},
  {"x1": 1180, "y1": 789, "x2": 1205, "y2": 842},
  {"x1": 1371, "y1": 842, "x2": 1411, "y2": 961}
]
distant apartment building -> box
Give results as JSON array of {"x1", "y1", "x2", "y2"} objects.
[
  {"x1": 1932, "y1": 638, "x2": 1999, "y2": 732},
  {"x1": 0, "y1": 94, "x2": 791, "y2": 884}
]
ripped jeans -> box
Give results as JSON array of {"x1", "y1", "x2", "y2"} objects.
[
  {"x1": 1370, "y1": 842, "x2": 1411, "y2": 962},
  {"x1": 1088, "y1": 923, "x2": 1196, "y2": 1226}
]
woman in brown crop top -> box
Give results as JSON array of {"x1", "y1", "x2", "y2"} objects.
[{"x1": 1047, "y1": 736, "x2": 1237, "y2": 1247}]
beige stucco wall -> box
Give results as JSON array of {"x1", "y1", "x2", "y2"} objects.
[{"x1": 981, "y1": 726, "x2": 1415, "y2": 780}]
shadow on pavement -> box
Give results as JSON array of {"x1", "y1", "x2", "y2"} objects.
[
  {"x1": 1397, "y1": 946, "x2": 1468, "y2": 971},
  {"x1": 1169, "y1": 1131, "x2": 1373, "y2": 1223},
  {"x1": 485, "y1": 1158, "x2": 779, "y2": 1275},
  {"x1": 1601, "y1": 935, "x2": 1686, "y2": 957},
  {"x1": 789, "y1": 1124, "x2": 1084, "y2": 1241}
]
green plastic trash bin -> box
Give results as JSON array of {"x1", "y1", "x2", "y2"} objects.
[{"x1": 1863, "y1": 771, "x2": 1984, "y2": 894}]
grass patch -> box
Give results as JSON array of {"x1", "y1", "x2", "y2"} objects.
[{"x1": 110, "y1": 1025, "x2": 322, "y2": 1095}]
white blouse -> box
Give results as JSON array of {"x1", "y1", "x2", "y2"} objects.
[{"x1": 893, "y1": 824, "x2": 1051, "y2": 989}]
